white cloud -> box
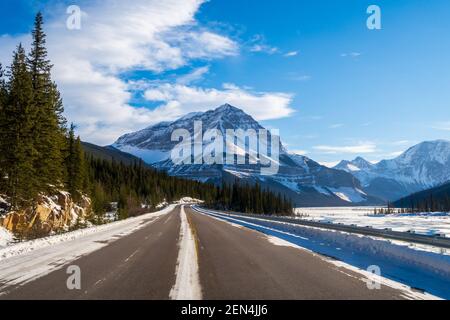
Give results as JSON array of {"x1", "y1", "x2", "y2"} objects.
[
  {"x1": 289, "y1": 74, "x2": 311, "y2": 82},
  {"x1": 387, "y1": 151, "x2": 404, "y2": 158},
  {"x1": 0, "y1": 0, "x2": 239, "y2": 145},
  {"x1": 176, "y1": 66, "x2": 210, "y2": 85},
  {"x1": 250, "y1": 44, "x2": 278, "y2": 54},
  {"x1": 171, "y1": 31, "x2": 238, "y2": 60},
  {"x1": 248, "y1": 34, "x2": 278, "y2": 55},
  {"x1": 341, "y1": 52, "x2": 361, "y2": 58},
  {"x1": 313, "y1": 143, "x2": 377, "y2": 154},
  {"x1": 290, "y1": 149, "x2": 309, "y2": 155},
  {"x1": 391, "y1": 140, "x2": 411, "y2": 146},
  {"x1": 329, "y1": 123, "x2": 344, "y2": 129},
  {"x1": 143, "y1": 83, "x2": 295, "y2": 121},
  {"x1": 284, "y1": 51, "x2": 298, "y2": 57},
  {"x1": 432, "y1": 121, "x2": 450, "y2": 131}
]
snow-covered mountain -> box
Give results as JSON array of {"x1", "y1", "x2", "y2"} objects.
[
  {"x1": 334, "y1": 140, "x2": 450, "y2": 201},
  {"x1": 113, "y1": 104, "x2": 382, "y2": 206}
]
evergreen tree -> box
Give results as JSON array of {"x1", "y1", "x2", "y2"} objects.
[
  {"x1": 65, "y1": 124, "x2": 86, "y2": 201},
  {"x1": 28, "y1": 12, "x2": 66, "y2": 191},
  {"x1": 76, "y1": 136, "x2": 89, "y2": 192},
  {"x1": 1, "y1": 45, "x2": 39, "y2": 205},
  {"x1": 0, "y1": 63, "x2": 7, "y2": 189},
  {"x1": 0, "y1": 63, "x2": 6, "y2": 107}
]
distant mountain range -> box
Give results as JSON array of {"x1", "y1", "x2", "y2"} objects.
[
  {"x1": 109, "y1": 104, "x2": 450, "y2": 206},
  {"x1": 334, "y1": 140, "x2": 450, "y2": 201},
  {"x1": 113, "y1": 104, "x2": 380, "y2": 206}
]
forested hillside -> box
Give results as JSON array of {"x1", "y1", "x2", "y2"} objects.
[
  {"x1": 82, "y1": 142, "x2": 144, "y2": 165},
  {"x1": 206, "y1": 181, "x2": 293, "y2": 216},
  {"x1": 394, "y1": 181, "x2": 450, "y2": 212}
]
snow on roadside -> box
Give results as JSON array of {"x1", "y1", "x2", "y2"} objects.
[
  {"x1": 0, "y1": 227, "x2": 13, "y2": 249},
  {"x1": 193, "y1": 207, "x2": 447, "y2": 299},
  {"x1": 0, "y1": 205, "x2": 175, "y2": 291},
  {"x1": 265, "y1": 234, "x2": 440, "y2": 300},
  {"x1": 169, "y1": 205, "x2": 202, "y2": 300},
  {"x1": 174, "y1": 197, "x2": 204, "y2": 205}
]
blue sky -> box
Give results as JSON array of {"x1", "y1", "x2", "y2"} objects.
[{"x1": 0, "y1": 0, "x2": 449, "y2": 166}]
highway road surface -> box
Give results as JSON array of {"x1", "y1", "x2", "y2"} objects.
[{"x1": 0, "y1": 205, "x2": 428, "y2": 300}]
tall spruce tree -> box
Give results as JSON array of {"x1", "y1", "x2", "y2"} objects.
[
  {"x1": 0, "y1": 63, "x2": 7, "y2": 191},
  {"x1": 0, "y1": 63, "x2": 8, "y2": 185},
  {"x1": 1, "y1": 45, "x2": 39, "y2": 205},
  {"x1": 0, "y1": 63, "x2": 6, "y2": 106},
  {"x1": 28, "y1": 12, "x2": 66, "y2": 191},
  {"x1": 65, "y1": 124, "x2": 87, "y2": 201}
]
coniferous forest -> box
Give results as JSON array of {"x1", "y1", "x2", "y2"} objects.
[{"x1": 0, "y1": 13, "x2": 293, "y2": 223}]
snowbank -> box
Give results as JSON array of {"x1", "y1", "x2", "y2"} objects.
[
  {"x1": 175, "y1": 197, "x2": 204, "y2": 205},
  {"x1": 0, "y1": 195, "x2": 10, "y2": 216},
  {"x1": 0, "y1": 227, "x2": 13, "y2": 248},
  {"x1": 295, "y1": 207, "x2": 450, "y2": 237}
]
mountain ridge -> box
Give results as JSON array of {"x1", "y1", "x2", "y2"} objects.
[
  {"x1": 113, "y1": 104, "x2": 381, "y2": 206},
  {"x1": 334, "y1": 140, "x2": 450, "y2": 201}
]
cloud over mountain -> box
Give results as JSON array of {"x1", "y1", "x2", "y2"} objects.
[{"x1": 0, "y1": 0, "x2": 294, "y2": 145}]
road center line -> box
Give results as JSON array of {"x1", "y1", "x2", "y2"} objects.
[{"x1": 169, "y1": 206, "x2": 202, "y2": 300}]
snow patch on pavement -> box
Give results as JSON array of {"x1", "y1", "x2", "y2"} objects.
[
  {"x1": 169, "y1": 206, "x2": 202, "y2": 300},
  {"x1": 266, "y1": 235, "x2": 301, "y2": 249}
]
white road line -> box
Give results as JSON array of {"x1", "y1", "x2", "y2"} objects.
[
  {"x1": 124, "y1": 249, "x2": 139, "y2": 262},
  {"x1": 169, "y1": 206, "x2": 202, "y2": 300}
]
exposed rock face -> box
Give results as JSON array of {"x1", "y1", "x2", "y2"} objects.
[{"x1": 0, "y1": 191, "x2": 92, "y2": 238}]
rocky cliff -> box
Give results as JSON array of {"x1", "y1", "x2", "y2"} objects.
[{"x1": 0, "y1": 191, "x2": 92, "y2": 239}]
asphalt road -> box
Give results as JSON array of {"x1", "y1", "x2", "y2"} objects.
[
  {"x1": 1, "y1": 207, "x2": 181, "y2": 300},
  {"x1": 0, "y1": 205, "x2": 412, "y2": 300},
  {"x1": 185, "y1": 207, "x2": 406, "y2": 300}
]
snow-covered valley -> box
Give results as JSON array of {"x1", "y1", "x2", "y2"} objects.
[{"x1": 295, "y1": 207, "x2": 450, "y2": 238}]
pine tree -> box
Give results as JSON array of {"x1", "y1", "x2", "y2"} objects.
[
  {"x1": 76, "y1": 136, "x2": 89, "y2": 192},
  {"x1": 0, "y1": 63, "x2": 6, "y2": 107},
  {"x1": 1, "y1": 45, "x2": 39, "y2": 205},
  {"x1": 28, "y1": 12, "x2": 66, "y2": 191},
  {"x1": 91, "y1": 182, "x2": 106, "y2": 216},
  {"x1": 65, "y1": 123, "x2": 89, "y2": 202},
  {"x1": 0, "y1": 63, "x2": 8, "y2": 190}
]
